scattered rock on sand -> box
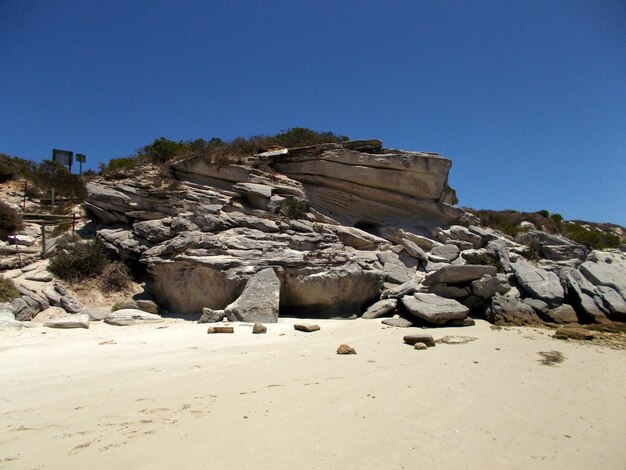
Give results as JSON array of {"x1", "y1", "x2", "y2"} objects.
[
  {"x1": 207, "y1": 326, "x2": 235, "y2": 334},
  {"x1": 361, "y1": 298, "x2": 397, "y2": 319},
  {"x1": 294, "y1": 323, "x2": 320, "y2": 332},
  {"x1": 104, "y1": 309, "x2": 164, "y2": 326},
  {"x1": 60, "y1": 295, "x2": 84, "y2": 313},
  {"x1": 553, "y1": 326, "x2": 595, "y2": 341},
  {"x1": 414, "y1": 343, "x2": 428, "y2": 350},
  {"x1": 337, "y1": 344, "x2": 357, "y2": 355},
  {"x1": 252, "y1": 323, "x2": 267, "y2": 334},
  {"x1": 403, "y1": 333, "x2": 436, "y2": 348},
  {"x1": 381, "y1": 317, "x2": 413, "y2": 328},
  {"x1": 436, "y1": 335, "x2": 477, "y2": 345},
  {"x1": 44, "y1": 314, "x2": 90, "y2": 329},
  {"x1": 84, "y1": 307, "x2": 111, "y2": 321}
]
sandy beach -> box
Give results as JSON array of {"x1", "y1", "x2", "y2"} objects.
[{"x1": 1, "y1": 318, "x2": 625, "y2": 469}]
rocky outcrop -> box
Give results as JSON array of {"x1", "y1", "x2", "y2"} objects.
[{"x1": 75, "y1": 139, "x2": 624, "y2": 328}]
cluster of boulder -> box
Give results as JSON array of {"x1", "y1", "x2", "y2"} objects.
[
  {"x1": 2, "y1": 139, "x2": 625, "y2": 333},
  {"x1": 0, "y1": 260, "x2": 164, "y2": 329}
]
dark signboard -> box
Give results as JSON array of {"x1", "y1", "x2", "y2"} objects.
[
  {"x1": 52, "y1": 149, "x2": 73, "y2": 167},
  {"x1": 76, "y1": 154, "x2": 86, "y2": 163}
]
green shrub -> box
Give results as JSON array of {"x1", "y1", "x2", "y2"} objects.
[
  {"x1": 536, "y1": 209, "x2": 550, "y2": 218},
  {"x1": 0, "y1": 277, "x2": 20, "y2": 302},
  {"x1": 0, "y1": 201, "x2": 22, "y2": 240},
  {"x1": 462, "y1": 252, "x2": 503, "y2": 273},
  {"x1": 522, "y1": 241, "x2": 542, "y2": 261},
  {"x1": 550, "y1": 213, "x2": 564, "y2": 223},
  {"x1": 564, "y1": 223, "x2": 621, "y2": 250},
  {"x1": 48, "y1": 240, "x2": 110, "y2": 282},
  {"x1": 278, "y1": 197, "x2": 310, "y2": 219}
]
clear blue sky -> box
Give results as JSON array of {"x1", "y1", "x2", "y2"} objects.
[{"x1": 1, "y1": 1, "x2": 625, "y2": 224}]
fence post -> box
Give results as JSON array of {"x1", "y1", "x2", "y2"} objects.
[{"x1": 41, "y1": 225, "x2": 46, "y2": 259}]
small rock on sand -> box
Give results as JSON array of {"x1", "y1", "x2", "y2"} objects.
[
  {"x1": 553, "y1": 326, "x2": 594, "y2": 341},
  {"x1": 337, "y1": 344, "x2": 357, "y2": 355},
  {"x1": 252, "y1": 323, "x2": 267, "y2": 334},
  {"x1": 403, "y1": 333, "x2": 435, "y2": 348},
  {"x1": 414, "y1": 343, "x2": 428, "y2": 350},
  {"x1": 381, "y1": 318, "x2": 413, "y2": 328},
  {"x1": 207, "y1": 326, "x2": 234, "y2": 334},
  {"x1": 436, "y1": 335, "x2": 478, "y2": 345},
  {"x1": 294, "y1": 323, "x2": 320, "y2": 332}
]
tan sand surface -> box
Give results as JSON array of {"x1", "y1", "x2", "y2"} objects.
[{"x1": 1, "y1": 319, "x2": 625, "y2": 469}]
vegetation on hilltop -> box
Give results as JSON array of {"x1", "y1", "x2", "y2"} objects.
[
  {"x1": 99, "y1": 127, "x2": 349, "y2": 177},
  {"x1": 470, "y1": 208, "x2": 623, "y2": 250}
]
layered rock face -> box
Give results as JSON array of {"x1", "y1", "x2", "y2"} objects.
[
  {"x1": 174, "y1": 140, "x2": 464, "y2": 233},
  {"x1": 80, "y1": 139, "x2": 625, "y2": 328}
]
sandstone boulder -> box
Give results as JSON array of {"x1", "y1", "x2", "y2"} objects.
[
  {"x1": 361, "y1": 299, "x2": 397, "y2": 319},
  {"x1": 402, "y1": 293, "x2": 469, "y2": 325},
  {"x1": 104, "y1": 309, "x2": 164, "y2": 326},
  {"x1": 423, "y1": 265, "x2": 497, "y2": 286},
  {"x1": 44, "y1": 314, "x2": 90, "y2": 329},
  {"x1": 224, "y1": 268, "x2": 280, "y2": 323}
]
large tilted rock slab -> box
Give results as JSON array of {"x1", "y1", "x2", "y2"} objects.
[
  {"x1": 361, "y1": 299, "x2": 397, "y2": 319},
  {"x1": 423, "y1": 265, "x2": 497, "y2": 287},
  {"x1": 510, "y1": 259, "x2": 564, "y2": 307},
  {"x1": 579, "y1": 251, "x2": 626, "y2": 300},
  {"x1": 402, "y1": 293, "x2": 469, "y2": 325},
  {"x1": 565, "y1": 270, "x2": 608, "y2": 323},
  {"x1": 224, "y1": 268, "x2": 280, "y2": 323}
]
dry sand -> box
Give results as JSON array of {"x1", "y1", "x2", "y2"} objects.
[{"x1": 1, "y1": 318, "x2": 625, "y2": 469}]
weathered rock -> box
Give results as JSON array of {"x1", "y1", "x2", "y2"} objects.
[
  {"x1": 31, "y1": 306, "x2": 66, "y2": 324},
  {"x1": 294, "y1": 323, "x2": 320, "y2": 332},
  {"x1": 511, "y1": 259, "x2": 564, "y2": 307},
  {"x1": 425, "y1": 283, "x2": 470, "y2": 300},
  {"x1": 133, "y1": 219, "x2": 172, "y2": 243},
  {"x1": 447, "y1": 317, "x2": 476, "y2": 327},
  {"x1": 8, "y1": 234, "x2": 36, "y2": 246},
  {"x1": 10, "y1": 297, "x2": 39, "y2": 321},
  {"x1": 486, "y1": 239, "x2": 512, "y2": 272},
  {"x1": 403, "y1": 333, "x2": 436, "y2": 347},
  {"x1": 544, "y1": 304, "x2": 579, "y2": 324},
  {"x1": 565, "y1": 270, "x2": 607, "y2": 323},
  {"x1": 84, "y1": 307, "x2": 111, "y2": 321},
  {"x1": 430, "y1": 244, "x2": 460, "y2": 262},
  {"x1": 485, "y1": 293, "x2": 542, "y2": 326},
  {"x1": 42, "y1": 285, "x2": 63, "y2": 306},
  {"x1": 414, "y1": 343, "x2": 428, "y2": 350},
  {"x1": 436, "y1": 335, "x2": 477, "y2": 344},
  {"x1": 24, "y1": 270, "x2": 53, "y2": 282},
  {"x1": 252, "y1": 323, "x2": 267, "y2": 334},
  {"x1": 523, "y1": 298, "x2": 549, "y2": 316},
  {"x1": 516, "y1": 230, "x2": 586, "y2": 261},
  {"x1": 402, "y1": 293, "x2": 469, "y2": 325},
  {"x1": 579, "y1": 251, "x2": 626, "y2": 299},
  {"x1": 337, "y1": 344, "x2": 357, "y2": 355},
  {"x1": 399, "y1": 238, "x2": 427, "y2": 261},
  {"x1": 44, "y1": 314, "x2": 90, "y2": 329},
  {"x1": 381, "y1": 317, "x2": 414, "y2": 328},
  {"x1": 423, "y1": 265, "x2": 497, "y2": 286},
  {"x1": 595, "y1": 286, "x2": 626, "y2": 321},
  {"x1": 104, "y1": 309, "x2": 164, "y2": 326},
  {"x1": 135, "y1": 299, "x2": 159, "y2": 314},
  {"x1": 553, "y1": 326, "x2": 594, "y2": 341},
  {"x1": 60, "y1": 295, "x2": 84, "y2": 313},
  {"x1": 362, "y1": 299, "x2": 397, "y2": 319},
  {"x1": 441, "y1": 225, "x2": 484, "y2": 249},
  {"x1": 471, "y1": 275, "x2": 510, "y2": 299},
  {"x1": 198, "y1": 308, "x2": 227, "y2": 323},
  {"x1": 380, "y1": 279, "x2": 419, "y2": 299},
  {"x1": 224, "y1": 268, "x2": 280, "y2": 323},
  {"x1": 207, "y1": 326, "x2": 234, "y2": 334}
]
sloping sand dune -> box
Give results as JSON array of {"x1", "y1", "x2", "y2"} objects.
[{"x1": 1, "y1": 319, "x2": 624, "y2": 469}]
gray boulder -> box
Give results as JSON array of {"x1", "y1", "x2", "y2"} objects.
[
  {"x1": 84, "y1": 307, "x2": 111, "y2": 321},
  {"x1": 60, "y1": 295, "x2": 84, "y2": 313},
  {"x1": 381, "y1": 279, "x2": 419, "y2": 299},
  {"x1": 523, "y1": 298, "x2": 549, "y2": 316},
  {"x1": 565, "y1": 270, "x2": 608, "y2": 323},
  {"x1": 485, "y1": 293, "x2": 542, "y2": 326},
  {"x1": 224, "y1": 268, "x2": 280, "y2": 323},
  {"x1": 511, "y1": 259, "x2": 564, "y2": 307},
  {"x1": 430, "y1": 244, "x2": 460, "y2": 262},
  {"x1": 424, "y1": 265, "x2": 497, "y2": 286},
  {"x1": 579, "y1": 251, "x2": 626, "y2": 300},
  {"x1": 402, "y1": 293, "x2": 469, "y2": 325},
  {"x1": 198, "y1": 307, "x2": 227, "y2": 323},
  {"x1": 362, "y1": 299, "x2": 397, "y2": 319},
  {"x1": 424, "y1": 283, "x2": 470, "y2": 300},
  {"x1": 596, "y1": 286, "x2": 626, "y2": 321},
  {"x1": 403, "y1": 333, "x2": 436, "y2": 347},
  {"x1": 471, "y1": 274, "x2": 510, "y2": 299}
]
